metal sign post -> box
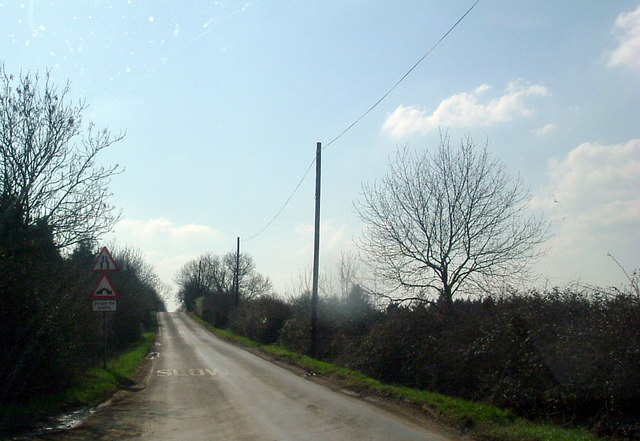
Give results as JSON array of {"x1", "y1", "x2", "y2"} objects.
[
  {"x1": 102, "y1": 311, "x2": 107, "y2": 369},
  {"x1": 91, "y1": 247, "x2": 120, "y2": 369}
]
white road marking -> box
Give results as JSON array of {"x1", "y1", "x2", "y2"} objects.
[{"x1": 155, "y1": 368, "x2": 221, "y2": 377}]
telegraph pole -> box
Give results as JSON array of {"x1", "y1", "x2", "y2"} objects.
[
  {"x1": 235, "y1": 236, "x2": 240, "y2": 306},
  {"x1": 310, "y1": 142, "x2": 321, "y2": 358}
]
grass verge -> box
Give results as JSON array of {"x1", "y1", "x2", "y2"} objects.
[
  {"x1": 0, "y1": 332, "x2": 156, "y2": 433},
  {"x1": 189, "y1": 313, "x2": 602, "y2": 441}
]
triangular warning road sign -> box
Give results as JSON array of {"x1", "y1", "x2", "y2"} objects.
[
  {"x1": 91, "y1": 275, "x2": 119, "y2": 299},
  {"x1": 92, "y1": 247, "x2": 119, "y2": 272}
]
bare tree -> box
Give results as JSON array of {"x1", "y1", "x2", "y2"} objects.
[
  {"x1": 175, "y1": 251, "x2": 272, "y2": 310},
  {"x1": 336, "y1": 252, "x2": 356, "y2": 298},
  {"x1": 222, "y1": 251, "x2": 273, "y2": 301},
  {"x1": 0, "y1": 64, "x2": 123, "y2": 248},
  {"x1": 355, "y1": 135, "x2": 549, "y2": 307}
]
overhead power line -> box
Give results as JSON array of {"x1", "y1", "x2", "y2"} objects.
[
  {"x1": 244, "y1": 0, "x2": 480, "y2": 241},
  {"x1": 244, "y1": 157, "x2": 316, "y2": 241},
  {"x1": 324, "y1": 0, "x2": 480, "y2": 149}
]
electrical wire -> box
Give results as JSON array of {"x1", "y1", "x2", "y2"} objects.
[
  {"x1": 243, "y1": 0, "x2": 480, "y2": 241},
  {"x1": 324, "y1": 0, "x2": 480, "y2": 150},
  {"x1": 244, "y1": 157, "x2": 316, "y2": 242}
]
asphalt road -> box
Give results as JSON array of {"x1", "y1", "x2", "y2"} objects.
[{"x1": 35, "y1": 312, "x2": 457, "y2": 441}]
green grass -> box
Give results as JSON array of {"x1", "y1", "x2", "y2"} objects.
[
  {"x1": 69, "y1": 331, "x2": 156, "y2": 405},
  {"x1": 0, "y1": 332, "x2": 156, "y2": 431},
  {"x1": 190, "y1": 313, "x2": 602, "y2": 441}
]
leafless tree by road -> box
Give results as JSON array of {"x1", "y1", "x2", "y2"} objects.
[
  {"x1": 355, "y1": 135, "x2": 549, "y2": 306},
  {"x1": 175, "y1": 251, "x2": 272, "y2": 311}
]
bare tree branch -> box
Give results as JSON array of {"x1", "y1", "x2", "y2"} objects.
[{"x1": 0, "y1": 64, "x2": 123, "y2": 249}]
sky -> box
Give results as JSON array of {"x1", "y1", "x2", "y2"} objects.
[{"x1": 2, "y1": 1, "x2": 639, "y2": 309}]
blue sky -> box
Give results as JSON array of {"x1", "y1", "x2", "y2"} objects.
[{"x1": 2, "y1": 1, "x2": 639, "y2": 306}]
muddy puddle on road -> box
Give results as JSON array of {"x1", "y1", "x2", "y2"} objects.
[{"x1": 7, "y1": 406, "x2": 97, "y2": 440}]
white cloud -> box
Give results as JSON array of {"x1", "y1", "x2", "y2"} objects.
[
  {"x1": 383, "y1": 80, "x2": 549, "y2": 137},
  {"x1": 115, "y1": 217, "x2": 219, "y2": 239},
  {"x1": 532, "y1": 139, "x2": 640, "y2": 285},
  {"x1": 535, "y1": 139, "x2": 640, "y2": 211},
  {"x1": 533, "y1": 123, "x2": 557, "y2": 137},
  {"x1": 608, "y1": 4, "x2": 640, "y2": 72}
]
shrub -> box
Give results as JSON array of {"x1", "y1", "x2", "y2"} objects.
[
  {"x1": 230, "y1": 296, "x2": 292, "y2": 344},
  {"x1": 274, "y1": 288, "x2": 640, "y2": 438}
]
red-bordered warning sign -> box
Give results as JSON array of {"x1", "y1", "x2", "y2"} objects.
[
  {"x1": 92, "y1": 247, "x2": 119, "y2": 272},
  {"x1": 91, "y1": 274, "x2": 119, "y2": 299}
]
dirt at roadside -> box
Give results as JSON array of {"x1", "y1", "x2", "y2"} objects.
[{"x1": 6, "y1": 353, "x2": 157, "y2": 441}]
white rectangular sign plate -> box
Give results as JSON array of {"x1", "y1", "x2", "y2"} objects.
[{"x1": 93, "y1": 300, "x2": 117, "y2": 312}]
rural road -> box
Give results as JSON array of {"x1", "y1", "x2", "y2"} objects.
[{"x1": 34, "y1": 312, "x2": 457, "y2": 440}]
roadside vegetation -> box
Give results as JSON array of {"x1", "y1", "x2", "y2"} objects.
[
  {"x1": 0, "y1": 64, "x2": 165, "y2": 435},
  {"x1": 0, "y1": 332, "x2": 156, "y2": 433}
]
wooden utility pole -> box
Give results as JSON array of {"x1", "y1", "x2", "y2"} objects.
[
  {"x1": 235, "y1": 237, "x2": 240, "y2": 306},
  {"x1": 310, "y1": 142, "x2": 321, "y2": 358}
]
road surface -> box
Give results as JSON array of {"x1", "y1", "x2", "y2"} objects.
[{"x1": 35, "y1": 312, "x2": 457, "y2": 440}]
